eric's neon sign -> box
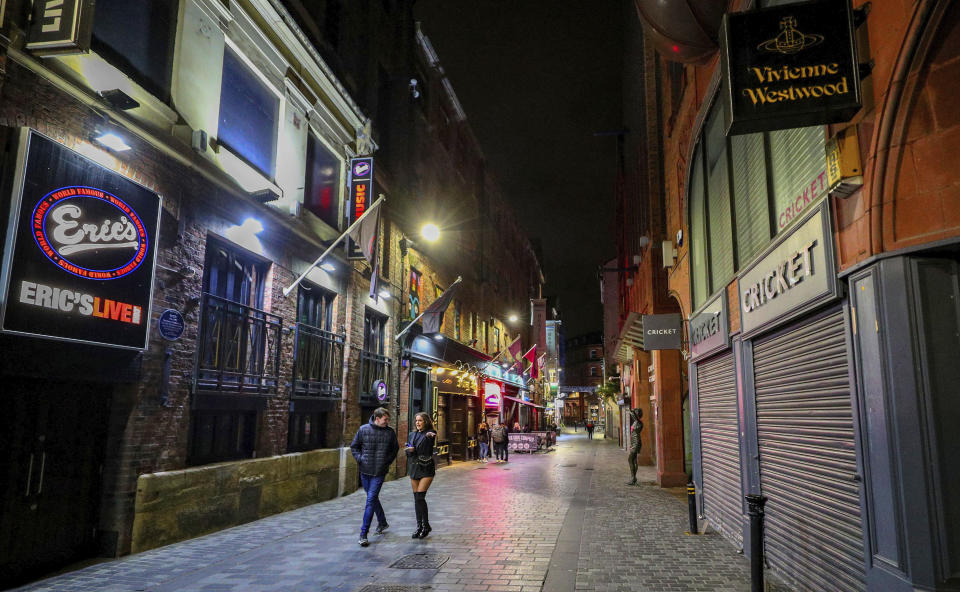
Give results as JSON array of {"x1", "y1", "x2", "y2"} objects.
[{"x1": 32, "y1": 185, "x2": 149, "y2": 280}]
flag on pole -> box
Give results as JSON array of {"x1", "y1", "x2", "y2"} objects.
[
  {"x1": 504, "y1": 335, "x2": 523, "y2": 372},
  {"x1": 522, "y1": 345, "x2": 538, "y2": 379},
  {"x1": 422, "y1": 277, "x2": 462, "y2": 334},
  {"x1": 347, "y1": 198, "x2": 382, "y2": 266}
]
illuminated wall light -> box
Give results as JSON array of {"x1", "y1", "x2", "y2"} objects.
[
  {"x1": 508, "y1": 314, "x2": 519, "y2": 323},
  {"x1": 320, "y1": 262, "x2": 336, "y2": 272},
  {"x1": 225, "y1": 217, "x2": 265, "y2": 255},
  {"x1": 94, "y1": 132, "x2": 131, "y2": 152},
  {"x1": 433, "y1": 333, "x2": 444, "y2": 341},
  {"x1": 436, "y1": 368, "x2": 445, "y2": 374}
]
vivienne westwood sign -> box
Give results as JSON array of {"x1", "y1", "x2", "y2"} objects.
[
  {"x1": 0, "y1": 130, "x2": 161, "y2": 350},
  {"x1": 720, "y1": 0, "x2": 861, "y2": 135}
]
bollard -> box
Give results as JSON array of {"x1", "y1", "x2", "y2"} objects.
[
  {"x1": 686, "y1": 483, "x2": 698, "y2": 535},
  {"x1": 745, "y1": 494, "x2": 768, "y2": 592}
]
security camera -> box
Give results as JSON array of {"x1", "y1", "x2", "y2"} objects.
[{"x1": 409, "y1": 78, "x2": 420, "y2": 99}]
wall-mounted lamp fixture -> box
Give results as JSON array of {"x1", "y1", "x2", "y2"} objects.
[
  {"x1": 662, "y1": 240, "x2": 677, "y2": 269},
  {"x1": 94, "y1": 132, "x2": 131, "y2": 152},
  {"x1": 99, "y1": 89, "x2": 139, "y2": 111}
]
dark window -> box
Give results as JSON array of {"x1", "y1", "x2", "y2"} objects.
[
  {"x1": 288, "y1": 410, "x2": 328, "y2": 451},
  {"x1": 190, "y1": 410, "x2": 256, "y2": 465},
  {"x1": 363, "y1": 308, "x2": 386, "y2": 355},
  {"x1": 293, "y1": 284, "x2": 343, "y2": 399},
  {"x1": 91, "y1": 0, "x2": 177, "y2": 102},
  {"x1": 219, "y1": 47, "x2": 279, "y2": 178},
  {"x1": 304, "y1": 133, "x2": 342, "y2": 228},
  {"x1": 360, "y1": 308, "x2": 391, "y2": 403},
  {"x1": 196, "y1": 241, "x2": 280, "y2": 396},
  {"x1": 297, "y1": 284, "x2": 334, "y2": 330}
]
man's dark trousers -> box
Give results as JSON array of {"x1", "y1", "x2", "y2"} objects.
[{"x1": 360, "y1": 474, "x2": 386, "y2": 536}]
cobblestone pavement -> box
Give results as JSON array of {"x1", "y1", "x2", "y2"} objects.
[{"x1": 12, "y1": 431, "x2": 785, "y2": 592}]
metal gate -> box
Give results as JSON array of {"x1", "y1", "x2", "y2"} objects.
[
  {"x1": 753, "y1": 309, "x2": 865, "y2": 592},
  {"x1": 696, "y1": 351, "x2": 743, "y2": 547}
]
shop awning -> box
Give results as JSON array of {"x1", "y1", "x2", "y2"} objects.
[
  {"x1": 613, "y1": 312, "x2": 644, "y2": 363},
  {"x1": 405, "y1": 325, "x2": 492, "y2": 368},
  {"x1": 503, "y1": 395, "x2": 545, "y2": 409}
]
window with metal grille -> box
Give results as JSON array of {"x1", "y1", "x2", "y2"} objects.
[
  {"x1": 288, "y1": 410, "x2": 328, "y2": 451},
  {"x1": 293, "y1": 285, "x2": 343, "y2": 399}
]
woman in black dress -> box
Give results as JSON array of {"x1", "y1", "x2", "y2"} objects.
[{"x1": 405, "y1": 412, "x2": 437, "y2": 538}]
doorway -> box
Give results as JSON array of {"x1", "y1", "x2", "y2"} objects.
[{"x1": 0, "y1": 378, "x2": 111, "y2": 587}]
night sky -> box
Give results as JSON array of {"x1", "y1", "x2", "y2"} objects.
[{"x1": 414, "y1": 1, "x2": 624, "y2": 339}]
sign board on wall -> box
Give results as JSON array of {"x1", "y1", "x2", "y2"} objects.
[
  {"x1": 0, "y1": 130, "x2": 161, "y2": 350},
  {"x1": 346, "y1": 157, "x2": 373, "y2": 259},
  {"x1": 690, "y1": 293, "x2": 729, "y2": 359},
  {"x1": 737, "y1": 201, "x2": 838, "y2": 338},
  {"x1": 641, "y1": 314, "x2": 682, "y2": 350},
  {"x1": 720, "y1": 0, "x2": 861, "y2": 135},
  {"x1": 25, "y1": 0, "x2": 94, "y2": 56}
]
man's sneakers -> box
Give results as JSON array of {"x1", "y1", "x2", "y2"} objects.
[
  {"x1": 358, "y1": 536, "x2": 369, "y2": 547},
  {"x1": 375, "y1": 522, "x2": 390, "y2": 535}
]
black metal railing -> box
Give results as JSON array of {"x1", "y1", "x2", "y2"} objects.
[
  {"x1": 196, "y1": 292, "x2": 282, "y2": 395},
  {"x1": 293, "y1": 323, "x2": 345, "y2": 399},
  {"x1": 358, "y1": 350, "x2": 392, "y2": 404}
]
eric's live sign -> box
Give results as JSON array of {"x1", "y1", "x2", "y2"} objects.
[
  {"x1": 0, "y1": 130, "x2": 161, "y2": 350},
  {"x1": 720, "y1": 0, "x2": 861, "y2": 135}
]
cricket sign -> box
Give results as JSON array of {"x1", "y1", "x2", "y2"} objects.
[{"x1": 0, "y1": 130, "x2": 161, "y2": 350}]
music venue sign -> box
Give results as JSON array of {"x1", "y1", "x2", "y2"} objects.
[
  {"x1": 720, "y1": 0, "x2": 861, "y2": 135},
  {"x1": 0, "y1": 130, "x2": 161, "y2": 350}
]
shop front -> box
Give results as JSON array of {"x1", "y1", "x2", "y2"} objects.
[
  {"x1": 0, "y1": 130, "x2": 161, "y2": 584},
  {"x1": 690, "y1": 202, "x2": 865, "y2": 591}
]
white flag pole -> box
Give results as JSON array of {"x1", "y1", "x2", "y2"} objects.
[{"x1": 282, "y1": 195, "x2": 385, "y2": 298}]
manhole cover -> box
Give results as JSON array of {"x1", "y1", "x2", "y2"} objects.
[
  {"x1": 356, "y1": 585, "x2": 428, "y2": 592},
  {"x1": 390, "y1": 554, "x2": 450, "y2": 569}
]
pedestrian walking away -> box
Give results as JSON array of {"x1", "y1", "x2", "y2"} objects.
[
  {"x1": 586, "y1": 420, "x2": 595, "y2": 440},
  {"x1": 350, "y1": 407, "x2": 399, "y2": 547},
  {"x1": 405, "y1": 412, "x2": 438, "y2": 539},
  {"x1": 477, "y1": 420, "x2": 490, "y2": 463},
  {"x1": 490, "y1": 421, "x2": 508, "y2": 463}
]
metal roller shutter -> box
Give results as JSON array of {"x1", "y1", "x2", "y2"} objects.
[
  {"x1": 753, "y1": 310, "x2": 865, "y2": 592},
  {"x1": 696, "y1": 352, "x2": 743, "y2": 548}
]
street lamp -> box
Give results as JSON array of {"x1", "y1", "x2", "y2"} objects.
[
  {"x1": 508, "y1": 314, "x2": 519, "y2": 323},
  {"x1": 421, "y1": 223, "x2": 440, "y2": 243}
]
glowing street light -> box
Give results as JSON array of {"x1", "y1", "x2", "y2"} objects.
[
  {"x1": 421, "y1": 223, "x2": 440, "y2": 242},
  {"x1": 508, "y1": 314, "x2": 519, "y2": 323}
]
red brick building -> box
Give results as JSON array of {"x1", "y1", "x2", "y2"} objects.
[{"x1": 613, "y1": 0, "x2": 960, "y2": 590}]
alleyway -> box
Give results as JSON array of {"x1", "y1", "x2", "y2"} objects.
[{"x1": 13, "y1": 432, "x2": 779, "y2": 592}]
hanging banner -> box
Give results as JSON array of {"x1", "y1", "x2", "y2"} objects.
[
  {"x1": 0, "y1": 130, "x2": 161, "y2": 350},
  {"x1": 346, "y1": 157, "x2": 373, "y2": 259},
  {"x1": 720, "y1": 0, "x2": 861, "y2": 135}
]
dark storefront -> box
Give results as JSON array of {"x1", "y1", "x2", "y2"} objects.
[
  {"x1": 690, "y1": 202, "x2": 866, "y2": 590},
  {"x1": 0, "y1": 130, "x2": 161, "y2": 584}
]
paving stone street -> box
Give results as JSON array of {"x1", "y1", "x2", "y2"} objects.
[{"x1": 12, "y1": 431, "x2": 783, "y2": 592}]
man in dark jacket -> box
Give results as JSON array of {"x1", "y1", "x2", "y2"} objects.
[{"x1": 350, "y1": 407, "x2": 399, "y2": 546}]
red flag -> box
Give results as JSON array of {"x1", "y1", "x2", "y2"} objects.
[
  {"x1": 506, "y1": 335, "x2": 522, "y2": 364},
  {"x1": 523, "y1": 345, "x2": 537, "y2": 378}
]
